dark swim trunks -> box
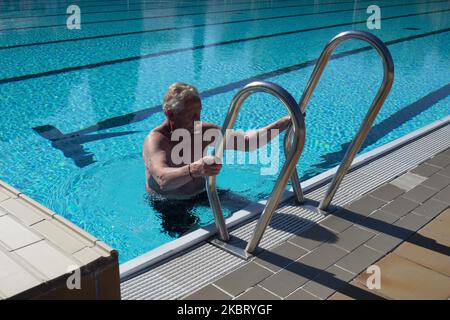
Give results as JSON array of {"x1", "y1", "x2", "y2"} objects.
[
  {"x1": 146, "y1": 190, "x2": 250, "y2": 238},
  {"x1": 147, "y1": 191, "x2": 213, "y2": 238}
]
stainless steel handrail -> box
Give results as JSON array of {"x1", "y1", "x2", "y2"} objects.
[
  {"x1": 206, "y1": 81, "x2": 306, "y2": 253},
  {"x1": 296, "y1": 30, "x2": 394, "y2": 211},
  {"x1": 283, "y1": 124, "x2": 304, "y2": 204},
  {"x1": 207, "y1": 30, "x2": 394, "y2": 256}
]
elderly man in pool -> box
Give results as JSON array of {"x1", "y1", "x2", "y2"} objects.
[{"x1": 143, "y1": 82, "x2": 291, "y2": 200}]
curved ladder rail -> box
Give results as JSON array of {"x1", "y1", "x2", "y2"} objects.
[
  {"x1": 284, "y1": 124, "x2": 304, "y2": 204},
  {"x1": 206, "y1": 81, "x2": 306, "y2": 257},
  {"x1": 294, "y1": 30, "x2": 394, "y2": 211}
]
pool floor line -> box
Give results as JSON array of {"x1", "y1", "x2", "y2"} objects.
[
  {"x1": 0, "y1": 0, "x2": 433, "y2": 32},
  {"x1": 0, "y1": 0, "x2": 366, "y2": 21},
  {"x1": 2, "y1": 0, "x2": 446, "y2": 50},
  {"x1": 2, "y1": 7, "x2": 449, "y2": 84},
  {"x1": 0, "y1": 0, "x2": 321, "y2": 15}
]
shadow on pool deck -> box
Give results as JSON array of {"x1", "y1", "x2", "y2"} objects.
[{"x1": 184, "y1": 147, "x2": 450, "y2": 300}]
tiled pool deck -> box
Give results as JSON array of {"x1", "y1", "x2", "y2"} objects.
[
  {"x1": 121, "y1": 120, "x2": 450, "y2": 300},
  {"x1": 0, "y1": 180, "x2": 121, "y2": 299},
  {"x1": 185, "y1": 148, "x2": 450, "y2": 300}
]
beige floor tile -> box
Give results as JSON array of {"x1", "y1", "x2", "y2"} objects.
[
  {"x1": 0, "y1": 190, "x2": 10, "y2": 202},
  {"x1": 329, "y1": 279, "x2": 386, "y2": 300},
  {"x1": 0, "y1": 215, "x2": 42, "y2": 250},
  {"x1": 417, "y1": 210, "x2": 450, "y2": 246},
  {"x1": 0, "y1": 199, "x2": 47, "y2": 226},
  {"x1": 0, "y1": 249, "x2": 41, "y2": 298},
  {"x1": 0, "y1": 181, "x2": 20, "y2": 196},
  {"x1": 328, "y1": 292, "x2": 354, "y2": 300},
  {"x1": 73, "y1": 247, "x2": 103, "y2": 265},
  {"x1": 435, "y1": 208, "x2": 450, "y2": 223},
  {"x1": 354, "y1": 254, "x2": 450, "y2": 299},
  {"x1": 394, "y1": 240, "x2": 450, "y2": 277},
  {"x1": 14, "y1": 241, "x2": 79, "y2": 280},
  {"x1": 32, "y1": 220, "x2": 86, "y2": 254},
  {"x1": 0, "y1": 183, "x2": 20, "y2": 203}
]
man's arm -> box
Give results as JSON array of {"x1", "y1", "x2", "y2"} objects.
[
  {"x1": 144, "y1": 135, "x2": 192, "y2": 191},
  {"x1": 144, "y1": 134, "x2": 222, "y2": 191},
  {"x1": 203, "y1": 115, "x2": 291, "y2": 152}
]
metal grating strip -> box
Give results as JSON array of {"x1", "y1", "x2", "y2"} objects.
[
  {"x1": 230, "y1": 204, "x2": 325, "y2": 249},
  {"x1": 122, "y1": 244, "x2": 243, "y2": 300}
]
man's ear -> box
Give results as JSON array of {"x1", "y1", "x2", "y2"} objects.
[{"x1": 164, "y1": 109, "x2": 173, "y2": 120}]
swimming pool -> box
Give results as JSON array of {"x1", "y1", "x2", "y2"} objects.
[{"x1": 0, "y1": 0, "x2": 448, "y2": 263}]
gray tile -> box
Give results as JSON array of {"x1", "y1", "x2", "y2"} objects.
[
  {"x1": 421, "y1": 173, "x2": 450, "y2": 190},
  {"x1": 319, "y1": 215, "x2": 353, "y2": 233},
  {"x1": 367, "y1": 210, "x2": 399, "y2": 224},
  {"x1": 336, "y1": 245, "x2": 385, "y2": 274},
  {"x1": 411, "y1": 163, "x2": 442, "y2": 178},
  {"x1": 214, "y1": 262, "x2": 273, "y2": 297},
  {"x1": 236, "y1": 286, "x2": 281, "y2": 300},
  {"x1": 332, "y1": 208, "x2": 367, "y2": 226},
  {"x1": 331, "y1": 225, "x2": 376, "y2": 252},
  {"x1": 402, "y1": 185, "x2": 438, "y2": 204},
  {"x1": 184, "y1": 284, "x2": 232, "y2": 300},
  {"x1": 369, "y1": 184, "x2": 404, "y2": 202},
  {"x1": 297, "y1": 244, "x2": 348, "y2": 270},
  {"x1": 433, "y1": 185, "x2": 450, "y2": 204},
  {"x1": 364, "y1": 226, "x2": 411, "y2": 253},
  {"x1": 259, "y1": 263, "x2": 318, "y2": 298},
  {"x1": 288, "y1": 225, "x2": 337, "y2": 251},
  {"x1": 254, "y1": 242, "x2": 308, "y2": 272},
  {"x1": 355, "y1": 210, "x2": 399, "y2": 235},
  {"x1": 439, "y1": 148, "x2": 450, "y2": 158},
  {"x1": 425, "y1": 154, "x2": 450, "y2": 168},
  {"x1": 301, "y1": 265, "x2": 355, "y2": 299},
  {"x1": 412, "y1": 198, "x2": 449, "y2": 218},
  {"x1": 381, "y1": 197, "x2": 419, "y2": 217},
  {"x1": 286, "y1": 288, "x2": 320, "y2": 300},
  {"x1": 394, "y1": 212, "x2": 431, "y2": 232},
  {"x1": 437, "y1": 166, "x2": 450, "y2": 178},
  {"x1": 390, "y1": 173, "x2": 426, "y2": 191},
  {"x1": 345, "y1": 196, "x2": 387, "y2": 216}
]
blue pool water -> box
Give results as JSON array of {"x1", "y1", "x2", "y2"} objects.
[{"x1": 0, "y1": 0, "x2": 448, "y2": 263}]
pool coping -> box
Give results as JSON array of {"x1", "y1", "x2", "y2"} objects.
[
  {"x1": 0, "y1": 180, "x2": 121, "y2": 299},
  {"x1": 119, "y1": 114, "x2": 450, "y2": 280}
]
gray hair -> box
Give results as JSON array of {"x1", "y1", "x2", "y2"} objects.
[{"x1": 163, "y1": 82, "x2": 200, "y2": 113}]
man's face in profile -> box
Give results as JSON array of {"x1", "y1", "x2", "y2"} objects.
[{"x1": 166, "y1": 99, "x2": 202, "y2": 133}]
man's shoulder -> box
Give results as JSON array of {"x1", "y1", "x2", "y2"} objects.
[{"x1": 144, "y1": 127, "x2": 169, "y2": 150}]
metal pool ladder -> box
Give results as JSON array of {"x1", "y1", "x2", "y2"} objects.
[{"x1": 206, "y1": 30, "x2": 394, "y2": 259}]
